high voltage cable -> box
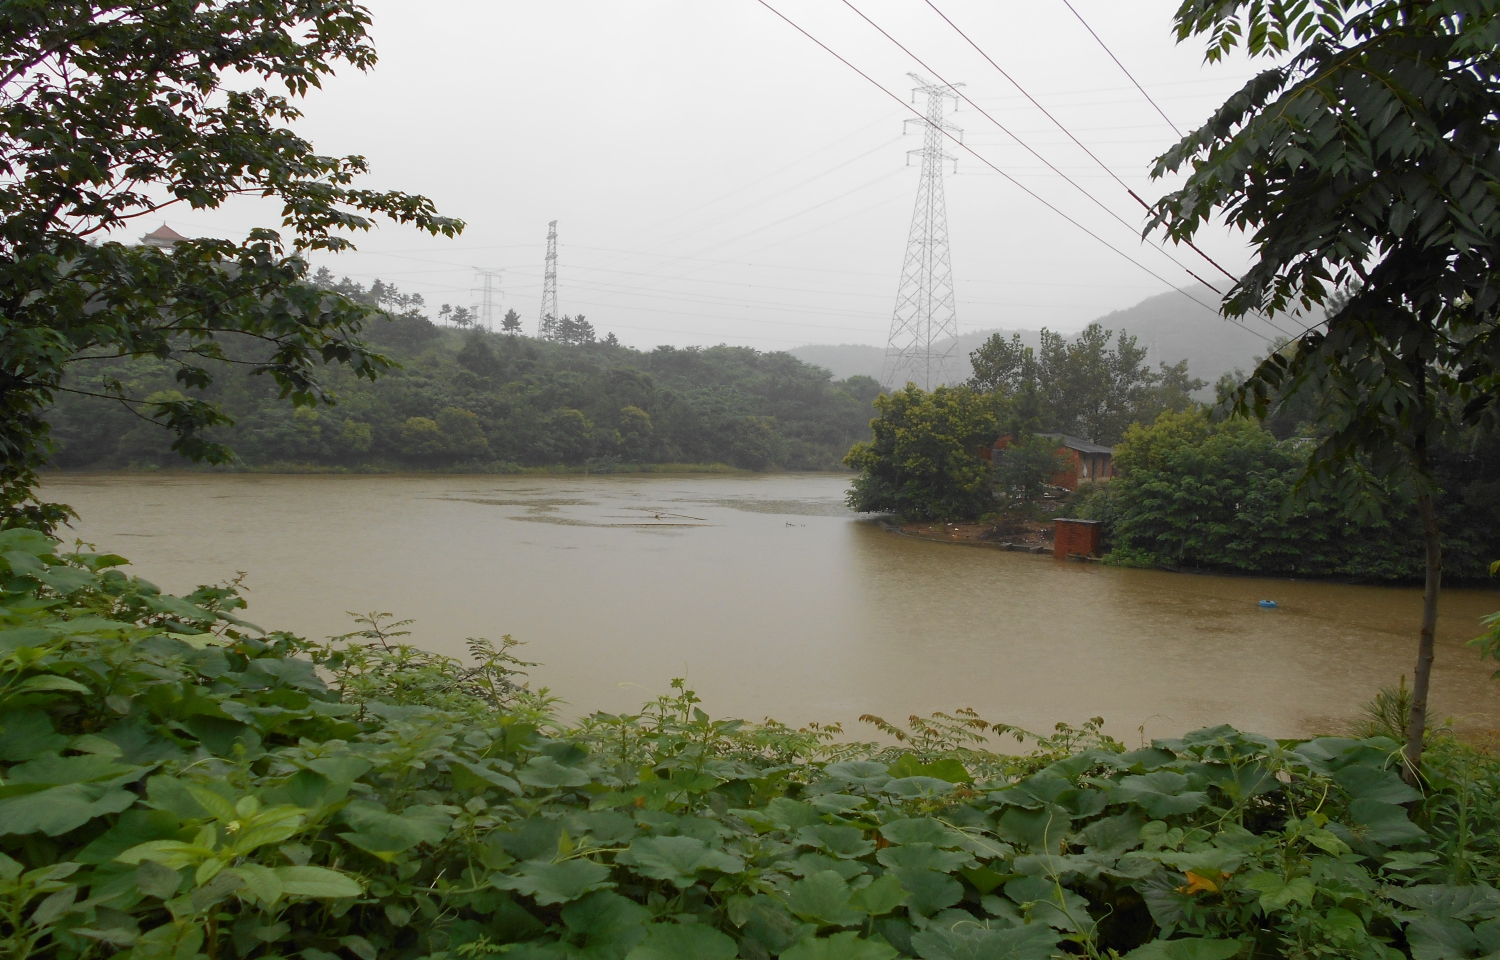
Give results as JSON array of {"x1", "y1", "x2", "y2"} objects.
[
  {"x1": 604, "y1": 114, "x2": 897, "y2": 244},
  {"x1": 917, "y1": 0, "x2": 1252, "y2": 296},
  {"x1": 1059, "y1": 0, "x2": 1184, "y2": 138},
  {"x1": 748, "y1": 0, "x2": 1272, "y2": 344},
  {"x1": 608, "y1": 137, "x2": 904, "y2": 258},
  {"x1": 834, "y1": 0, "x2": 1228, "y2": 302}
]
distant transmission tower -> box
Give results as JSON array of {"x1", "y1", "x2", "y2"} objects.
[
  {"x1": 882, "y1": 74, "x2": 962, "y2": 390},
  {"x1": 472, "y1": 268, "x2": 501, "y2": 330},
  {"x1": 538, "y1": 220, "x2": 559, "y2": 339}
]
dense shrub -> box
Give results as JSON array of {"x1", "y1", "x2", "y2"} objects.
[
  {"x1": 1098, "y1": 410, "x2": 1500, "y2": 580},
  {"x1": 5, "y1": 529, "x2": 1500, "y2": 960}
]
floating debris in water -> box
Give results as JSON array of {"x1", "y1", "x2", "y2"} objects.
[{"x1": 1258, "y1": 599, "x2": 1279, "y2": 609}]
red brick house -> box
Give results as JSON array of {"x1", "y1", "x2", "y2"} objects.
[{"x1": 988, "y1": 433, "x2": 1115, "y2": 491}]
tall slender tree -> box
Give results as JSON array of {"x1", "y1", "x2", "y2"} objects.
[{"x1": 1151, "y1": 0, "x2": 1500, "y2": 776}]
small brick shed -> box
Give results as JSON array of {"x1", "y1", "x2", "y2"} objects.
[{"x1": 1054, "y1": 518, "x2": 1103, "y2": 559}]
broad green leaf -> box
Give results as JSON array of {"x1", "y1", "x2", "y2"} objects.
[
  {"x1": 5, "y1": 752, "x2": 140, "y2": 786},
  {"x1": 883, "y1": 776, "x2": 956, "y2": 799},
  {"x1": 30, "y1": 885, "x2": 77, "y2": 926},
  {"x1": 892, "y1": 869, "x2": 963, "y2": 918},
  {"x1": 1004, "y1": 875, "x2": 1091, "y2": 930},
  {"x1": 1346, "y1": 798, "x2": 1426, "y2": 847},
  {"x1": 787, "y1": 870, "x2": 865, "y2": 927},
  {"x1": 1401, "y1": 917, "x2": 1477, "y2": 960},
  {"x1": 1333, "y1": 764, "x2": 1420, "y2": 805},
  {"x1": 15, "y1": 675, "x2": 91, "y2": 694},
  {"x1": 877, "y1": 843, "x2": 969, "y2": 875},
  {"x1": 849, "y1": 874, "x2": 907, "y2": 915},
  {"x1": 782, "y1": 932, "x2": 898, "y2": 960},
  {"x1": 1122, "y1": 938, "x2": 1245, "y2": 960},
  {"x1": 798, "y1": 824, "x2": 874, "y2": 859},
  {"x1": 822, "y1": 761, "x2": 892, "y2": 790},
  {"x1": 185, "y1": 784, "x2": 238, "y2": 822},
  {"x1": 230, "y1": 863, "x2": 284, "y2": 906},
  {"x1": 995, "y1": 806, "x2": 1071, "y2": 851},
  {"x1": 732, "y1": 894, "x2": 813, "y2": 955},
  {"x1": 134, "y1": 861, "x2": 184, "y2": 900},
  {"x1": 881, "y1": 819, "x2": 965, "y2": 848},
  {"x1": 1385, "y1": 885, "x2": 1500, "y2": 921},
  {"x1": 616, "y1": 836, "x2": 743, "y2": 888},
  {"x1": 517, "y1": 756, "x2": 592, "y2": 789},
  {"x1": 274, "y1": 865, "x2": 362, "y2": 899},
  {"x1": 623, "y1": 923, "x2": 737, "y2": 960},
  {"x1": 1079, "y1": 811, "x2": 1146, "y2": 856},
  {"x1": 763, "y1": 797, "x2": 822, "y2": 829},
  {"x1": 909, "y1": 921, "x2": 1058, "y2": 960},
  {"x1": 1241, "y1": 872, "x2": 1314, "y2": 911},
  {"x1": 451, "y1": 760, "x2": 521, "y2": 796},
  {"x1": 1109, "y1": 773, "x2": 1211, "y2": 817},
  {"x1": 118, "y1": 836, "x2": 215, "y2": 869},
  {"x1": 305, "y1": 757, "x2": 374, "y2": 783},
  {"x1": 0, "y1": 708, "x2": 66, "y2": 761},
  {"x1": 0, "y1": 783, "x2": 139, "y2": 836},
  {"x1": 493, "y1": 859, "x2": 613, "y2": 905},
  {"x1": 561, "y1": 890, "x2": 651, "y2": 958},
  {"x1": 339, "y1": 803, "x2": 451, "y2": 858},
  {"x1": 339, "y1": 935, "x2": 378, "y2": 960}
]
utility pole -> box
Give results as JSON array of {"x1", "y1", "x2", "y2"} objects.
[
  {"x1": 472, "y1": 268, "x2": 501, "y2": 331},
  {"x1": 882, "y1": 74, "x2": 962, "y2": 391},
  {"x1": 539, "y1": 220, "x2": 559, "y2": 339}
]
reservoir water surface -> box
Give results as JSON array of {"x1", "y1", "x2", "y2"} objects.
[{"x1": 45, "y1": 472, "x2": 1500, "y2": 743}]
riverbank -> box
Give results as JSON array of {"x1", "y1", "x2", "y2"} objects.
[
  {"x1": 884, "y1": 517, "x2": 1055, "y2": 553},
  {"x1": 42, "y1": 461, "x2": 769, "y2": 477}
]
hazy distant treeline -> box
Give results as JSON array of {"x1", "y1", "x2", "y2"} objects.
[{"x1": 47, "y1": 277, "x2": 882, "y2": 472}]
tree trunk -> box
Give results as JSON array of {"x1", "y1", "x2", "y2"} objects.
[{"x1": 1403, "y1": 487, "x2": 1443, "y2": 783}]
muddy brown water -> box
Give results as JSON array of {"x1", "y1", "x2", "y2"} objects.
[{"x1": 44, "y1": 472, "x2": 1500, "y2": 743}]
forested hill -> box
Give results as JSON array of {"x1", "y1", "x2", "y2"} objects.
[{"x1": 47, "y1": 299, "x2": 882, "y2": 472}]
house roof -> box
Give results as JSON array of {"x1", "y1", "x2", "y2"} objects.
[
  {"x1": 1038, "y1": 433, "x2": 1114, "y2": 455},
  {"x1": 141, "y1": 223, "x2": 188, "y2": 244}
]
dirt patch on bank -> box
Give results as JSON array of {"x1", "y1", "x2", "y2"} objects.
[{"x1": 897, "y1": 518, "x2": 1054, "y2": 550}]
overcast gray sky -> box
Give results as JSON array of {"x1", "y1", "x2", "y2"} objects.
[{"x1": 163, "y1": 0, "x2": 1271, "y2": 351}]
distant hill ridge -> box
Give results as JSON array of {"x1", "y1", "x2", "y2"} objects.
[{"x1": 789, "y1": 285, "x2": 1304, "y2": 391}]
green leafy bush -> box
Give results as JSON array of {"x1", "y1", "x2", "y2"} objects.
[
  {"x1": 2, "y1": 528, "x2": 1499, "y2": 960},
  {"x1": 1101, "y1": 410, "x2": 1499, "y2": 579}
]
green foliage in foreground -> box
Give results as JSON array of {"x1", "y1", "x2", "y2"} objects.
[
  {"x1": 4, "y1": 530, "x2": 1500, "y2": 960},
  {"x1": 844, "y1": 386, "x2": 1000, "y2": 521},
  {"x1": 1067, "y1": 410, "x2": 1500, "y2": 581}
]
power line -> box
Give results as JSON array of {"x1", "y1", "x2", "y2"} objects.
[
  {"x1": 748, "y1": 0, "x2": 1271, "y2": 344},
  {"x1": 1059, "y1": 0, "x2": 1183, "y2": 138},
  {"x1": 909, "y1": 0, "x2": 1295, "y2": 341},
  {"x1": 835, "y1": 0, "x2": 1230, "y2": 301}
]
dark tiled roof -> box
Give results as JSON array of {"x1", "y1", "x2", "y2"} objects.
[{"x1": 1038, "y1": 433, "x2": 1113, "y2": 455}]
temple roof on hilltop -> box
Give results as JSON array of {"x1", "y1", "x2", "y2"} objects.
[{"x1": 141, "y1": 223, "x2": 188, "y2": 245}]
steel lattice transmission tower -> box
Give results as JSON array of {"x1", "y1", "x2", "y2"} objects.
[
  {"x1": 882, "y1": 74, "x2": 963, "y2": 390},
  {"x1": 538, "y1": 220, "x2": 559, "y2": 339},
  {"x1": 472, "y1": 268, "x2": 501, "y2": 330}
]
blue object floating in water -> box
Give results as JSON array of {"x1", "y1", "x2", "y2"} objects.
[{"x1": 1258, "y1": 599, "x2": 1278, "y2": 609}]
